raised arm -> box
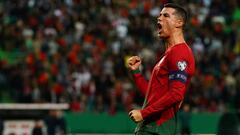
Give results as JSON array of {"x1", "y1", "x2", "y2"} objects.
[{"x1": 127, "y1": 56, "x2": 148, "y2": 96}]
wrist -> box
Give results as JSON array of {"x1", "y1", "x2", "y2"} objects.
[
  {"x1": 140, "y1": 110, "x2": 146, "y2": 119},
  {"x1": 131, "y1": 69, "x2": 141, "y2": 74}
]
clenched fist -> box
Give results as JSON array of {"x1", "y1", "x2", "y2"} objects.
[
  {"x1": 129, "y1": 109, "x2": 143, "y2": 123},
  {"x1": 127, "y1": 56, "x2": 142, "y2": 70}
]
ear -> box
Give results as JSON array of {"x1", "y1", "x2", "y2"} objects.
[{"x1": 175, "y1": 19, "x2": 184, "y2": 28}]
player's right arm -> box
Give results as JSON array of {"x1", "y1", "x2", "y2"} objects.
[{"x1": 127, "y1": 56, "x2": 148, "y2": 96}]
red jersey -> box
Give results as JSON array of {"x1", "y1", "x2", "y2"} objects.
[{"x1": 132, "y1": 43, "x2": 195, "y2": 133}]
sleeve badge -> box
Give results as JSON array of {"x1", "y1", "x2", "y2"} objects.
[{"x1": 177, "y1": 61, "x2": 187, "y2": 71}]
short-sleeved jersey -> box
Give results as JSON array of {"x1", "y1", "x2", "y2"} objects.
[{"x1": 133, "y1": 43, "x2": 195, "y2": 134}]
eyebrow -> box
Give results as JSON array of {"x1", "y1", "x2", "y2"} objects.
[{"x1": 159, "y1": 13, "x2": 170, "y2": 17}]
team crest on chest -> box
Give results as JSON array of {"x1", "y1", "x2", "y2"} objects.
[{"x1": 177, "y1": 61, "x2": 187, "y2": 71}]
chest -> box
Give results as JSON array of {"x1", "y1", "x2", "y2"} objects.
[
  {"x1": 147, "y1": 56, "x2": 169, "y2": 99},
  {"x1": 153, "y1": 56, "x2": 168, "y2": 76}
]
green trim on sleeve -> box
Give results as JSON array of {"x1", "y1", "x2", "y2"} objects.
[{"x1": 131, "y1": 69, "x2": 141, "y2": 74}]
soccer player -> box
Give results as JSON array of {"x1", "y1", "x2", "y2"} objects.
[{"x1": 127, "y1": 3, "x2": 195, "y2": 135}]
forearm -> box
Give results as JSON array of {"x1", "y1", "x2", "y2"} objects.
[
  {"x1": 140, "y1": 81, "x2": 185, "y2": 119},
  {"x1": 131, "y1": 69, "x2": 149, "y2": 96}
]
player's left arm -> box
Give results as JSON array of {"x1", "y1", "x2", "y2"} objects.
[{"x1": 140, "y1": 49, "x2": 194, "y2": 119}]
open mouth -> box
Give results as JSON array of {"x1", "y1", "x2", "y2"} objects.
[{"x1": 158, "y1": 23, "x2": 162, "y2": 30}]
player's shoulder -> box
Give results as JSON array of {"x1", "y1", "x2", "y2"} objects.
[
  {"x1": 167, "y1": 43, "x2": 195, "y2": 75},
  {"x1": 169, "y1": 43, "x2": 191, "y2": 52},
  {"x1": 166, "y1": 43, "x2": 195, "y2": 66},
  {"x1": 167, "y1": 43, "x2": 194, "y2": 57}
]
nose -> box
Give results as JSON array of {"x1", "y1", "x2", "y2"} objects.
[{"x1": 157, "y1": 16, "x2": 162, "y2": 23}]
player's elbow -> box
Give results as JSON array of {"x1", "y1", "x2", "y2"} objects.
[
  {"x1": 172, "y1": 90, "x2": 184, "y2": 102},
  {"x1": 170, "y1": 83, "x2": 186, "y2": 102}
]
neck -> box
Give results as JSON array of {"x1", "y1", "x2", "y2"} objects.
[{"x1": 165, "y1": 30, "x2": 185, "y2": 49}]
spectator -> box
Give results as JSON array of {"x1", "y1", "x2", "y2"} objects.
[
  {"x1": 32, "y1": 120, "x2": 44, "y2": 135},
  {"x1": 44, "y1": 110, "x2": 66, "y2": 135},
  {"x1": 179, "y1": 104, "x2": 191, "y2": 135}
]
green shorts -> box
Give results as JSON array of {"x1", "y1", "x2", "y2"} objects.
[{"x1": 135, "y1": 116, "x2": 177, "y2": 135}]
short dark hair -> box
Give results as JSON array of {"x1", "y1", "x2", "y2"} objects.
[{"x1": 164, "y1": 3, "x2": 188, "y2": 27}]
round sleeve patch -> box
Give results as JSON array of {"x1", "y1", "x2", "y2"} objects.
[{"x1": 177, "y1": 61, "x2": 187, "y2": 71}]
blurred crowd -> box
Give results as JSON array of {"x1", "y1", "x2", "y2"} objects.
[{"x1": 0, "y1": 0, "x2": 240, "y2": 114}]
